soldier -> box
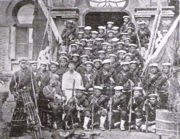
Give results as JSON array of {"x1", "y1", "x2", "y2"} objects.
[
  {"x1": 84, "y1": 26, "x2": 92, "y2": 39},
  {"x1": 75, "y1": 31, "x2": 84, "y2": 42},
  {"x1": 111, "y1": 86, "x2": 128, "y2": 130},
  {"x1": 80, "y1": 38, "x2": 87, "y2": 48},
  {"x1": 62, "y1": 60, "x2": 84, "y2": 102},
  {"x1": 141, "y1": 94, "x2": 160, "y2": 132},
  {"x1": 83, "y1": 47, "x2": 94, "y2": 60},
  {"x1": 64, "y1": 87, "x2": 90, "y2": 130},
  {"x1": 157, "y1": 63, "x2": 172, "y2": 109},
  {"x1": 130, "y1": 61, "x2": 142, "y2": 86},
  {"x1": 76, "y1": 55, "x2": 89, "y2": 75},
  {"x1": 71, "y1": 53, "x2": 81, "y2": 68},
  {"x1": 43, "y1": 78, "x2": 66, "y2": 129},
  {"x1": 120, "y1": 15, "x2": 135, "y2": 33},
  {"x1": 124, "y1": 53, "x2": 133, "y2": 62},
  {"x1": 93, "y1": 38, "x2": 104, "y2": 56},
  {"x1": 98, "y1": 50, "x2": 106, "y2": 61},
  {"x1": 96, "y1": 59, "x2": 116, "y2": 97},
  {"x1": 98, "y1": 26, "x2": 106, "y2": 39},
  {"x1": 106, "y1": 44, "x2": 114, "y2": 57},
  {"x1": 36, "y1": 61, "x2": 51, "y2": 126},
  {"x1": 129, "y1": 87, "x2": 144, "y2": 131},
  {"x1": 127, "y1": 26, "x2": 137, "y2": 44},
  {"x1": 29, "y1": 60, "x2": 38, "y2": 76},
  {"x1": 91, "y1": 31, "x2": 98, "y2": 41},
  {"x1": 138, "y1": 21, "x2": 150, "y2": 49},
  {"x1": 106, "y1": 21, "x2": 114, "y2": 33},
  {"x1": 57, "y1": 56, "x2": 69, "y2": 81},
  {"x1": 9, "y1": 57, "x2": 39, "y2": 137},
  {"x1": 108, "y1": 54, "x2": 119, "y2": 69},
  {"x1": 116, "y1": 42, "x2": 125, "y2": 51},
  {"x1": 49, "y1": 61, "x2": 59, "y2": 75},
  {"x1": 61, "y1": 20, "x2": 76, "y2": 48},
  {"x1": 142, "y1": 63, "x2": 162, "y2": 94},
  {"x1": 107, "y1": 30, "x2": 115, "y2": 42},
  {"x1": 115, "y1": 62, "x2": 132, "y2": 93},
  {"x1": 117, "y1": 50, "x2": 127, "y2": 62},
  {"x1": 77, "y1": 25, "x2": 84, "y2": 32},
  {"x1": 68, "y1": 44, "x2": 79, "y2": 55},
  {"x1": 89, "y1": 86, "x2": 109, "y2": 131},
  {"x1": 112, "y1": 26, "x2": 120, "y2": 38},
  {"x1": 81, "y1": 61, "x2": 97, "y2": 92}
]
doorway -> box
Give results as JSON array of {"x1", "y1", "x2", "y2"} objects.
[{"x1": 85, "y1": 12, "x2": 129, "y2": 30}]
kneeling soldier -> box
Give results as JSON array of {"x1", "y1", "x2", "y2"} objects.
[{"x1": 111, "y1": 86, "x2": 128, "y2": 130}]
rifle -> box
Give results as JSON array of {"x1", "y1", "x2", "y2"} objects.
[
  {"x1": 128, "y1": 80, "x2": 133, "y2": 132},
  {"x1": 30, "y1": 69, "x2": 43, "y2": 139},
  {"x1": 108, "y1": 97, "x2": 112, "y2": 131},
  {"x1": 145, "y1": 100, "x2": 149, "y2": 133}
]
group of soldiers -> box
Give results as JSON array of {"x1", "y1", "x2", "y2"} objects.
[{"x1": 9, "y1": 16, "x2": 172, "y2": 137}]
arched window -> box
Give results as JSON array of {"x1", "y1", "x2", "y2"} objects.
[{"x1": 14, "y1": 3, "x2": 35, "y2": 59}]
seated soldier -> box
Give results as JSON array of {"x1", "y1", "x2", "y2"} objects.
[
  {"x1": 141, "y1": 94, "x2": 160, "y2": 132},
  {"x1": 129, "y1": 87, "x2": 144, "y2": 131},
  {"x1": 43, "y1": 78, "x2": 66, "y2": 129},
  {"x1": 111, "y1": 86, "x2": 128, "y2": 131},
  {"x1": 89, "y1": 86, "x2": 109, "y2": 131},
  {"x1": 63, "y1": 87, "x2": 90, "y2": 130}
]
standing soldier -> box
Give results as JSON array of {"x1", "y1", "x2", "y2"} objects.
[
  {"x1": 75, "y1": 31, "x2": 84, "y2": 42},
  {"x1": 111, "y1": 86, "x2": 128, "y2": 130},
  {"x1": 120, "y1": 16, "x2": 135, "y2": 33},
  {"x1": 61, "y1": 20, "x2": 76, "y2": 49},
  {"x1": 89, "y1": 86, "x2": 109, "y2": 131},
  {"x1": 29, "y1": 60, "x2": 38, "y2": 76},
  {"x1": 138, "y1": 21, "x2": 150, "y2": 49},
  {"x1": 62, "y1": 61, "x2": 84, "y2": 102},
  {"x1": 9, "y1": 57, "x2": 39, "y2": 137},
  {"x1": 93, "y1": 59, "x2": 102, "y2": 73},
  {"x1": 49, "y1": 61, "x2": 59, "y2": 75},
  {"x1": 36, "y1": 61, "x2": 51, "y2": 126}
]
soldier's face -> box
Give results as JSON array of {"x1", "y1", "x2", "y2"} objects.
[
  {"x1": 94, "y1": 62, "x2": 101, "y2": 69},
  {"x1": 127, "y1": 29, "x2": 132, "y2": 34},
  {"x1": 124, "y1": 56, "x2": 132, "y2": 62},
  {"x1": 118, "y1": 53, "x2": 124, "y2": 59},
  {"x1": 87, "y1": 42, "x2": 93, "y2": 47},
  {"x1": 68, "y1": 63, "x2": 75, "y2": 71},
  {"x1": 133, "y1": 90, "x2": 141, "y2": 98},
  {"x1": 50, "y1": 65, "x2": 58, "y2": 73},
  {"x1": 86, "y1": 64, "x2": 93, "y2": 72},
  {"x1": 107, "y1": 24, "x2": 113, "y2": 29},
  {"x1": 72, "y1": 56, "x2": 78, "y2": 62},
  {"x1": 85, "y1": 30, "x2": 90, "y2": 34},
  {"x1": 20, "y1": 62, "x2": 28, "y2": 69},
  {"x1": 107, "y1": 46, "x2": 112, "y2": 52},
  {"x1": 117, "y1": 45, "x2": 123, "y2": 50},
  {"x1": 115, "y1": 91, "x2": 123, "y2": 97},
  {"x1": 99, "y1": 54, "x2": 105, "y2": 60},
  {"x1": 102, "y1": 45, "x2": 107, "y2": 50},
  {"x1": 92, "y1": 34, "x2": 97, "y2": 38},
  {"x1": 149, "y1": 98, "x2": 156, "y2": 105},
  {"x1": 122, "y1": 65, "x2": 129, "y2": 71},
  {"x1": 123, "y1": 18, "x2": 129, "y2": 23},
  {"x1": 82, "y1": 57, "x2": 88, "y2": 64},
  {"x1": 76, "y1": 91, "x2": 82, "y2": 98},
  {"x1": 71, "y1": 46, "x2": 77, "y2": 52},
  {"x1": 108, "y1": 33, "x2": 114, "y2": 38},
  {"x1": 60, "y1": 59, "x2": 67, "y2": 66},
  {"x1": 40, "y1": 64, "x2": 47, "y2": 71},
  {"x1": 103, "y1": 63, "x2": 110, "y2": 70},
  {"x1": 78, "y1": 34, "x2": 83, "y2": 39},
  {"x1": 99, "y1": 29, "x2": 104, "y2": 34},
  {"x1": 110, "y1": 57, "x2": 116, "y2": 63},
  {"x1": 162, "y1": 66, "x2": 170, "y2": 74},
  {"x1": 50, "y1": 79, "x2": 57, "y2": 87},
  {"x1": 81, "y1": 41, "x2": 86, "y2": 46},
  {"x1": 150, "y1": 67, "x2": 158, "y2": 74},
  {"x1": 130, "y1": 64, "x2": 137, "y2": 70},
  {"x1": 31, "y1": 64, "x2": 37, "y2": 70},
  {"x1": 95, "y1": 90, "x2": 101, "y2": 97}
]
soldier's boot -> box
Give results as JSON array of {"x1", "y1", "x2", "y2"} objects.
[
  {"x1": 135, "y1": 118, "x2": 142, "y2": 131},
  {"x1": 100, "y1": 116, "x2": 106, "y2": 131},
  {"x1": 53, "y1": 121, "x2": 58, "y2": 129},
  {"x1": 120, "y1": 120, "x2": 126, "y2": 131},
  {"x1": 83, "y1": 116, "x2": 90, "y2": 131}
]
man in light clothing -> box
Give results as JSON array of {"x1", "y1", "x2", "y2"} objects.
[{"x1": 62, "y1": 60, "x2": 84, "y2": 102}]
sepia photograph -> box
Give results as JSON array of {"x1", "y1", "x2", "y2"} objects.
[{"x1": 0, "y1": 0, "x2": 180, "y2": 139}]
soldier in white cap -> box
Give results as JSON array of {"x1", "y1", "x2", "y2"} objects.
[
  {"x1": 111, "y1": 86, "x2": 128, "y2": 130},
  {"x1": 88, "y1": 86, "x2": 109, "y2": 131},
  {"x1": 106, "y1": 21, "x2": 114, "y2": 33},
  {"x1": 84, "y1": 26, "x2": 92, "y2": 39},
  {"x1": 120, "y1": 15, "x2": 135, "y2": 33},
  {"x1": 98, "y1": 26, "x2": 106, "y2": 38}
]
